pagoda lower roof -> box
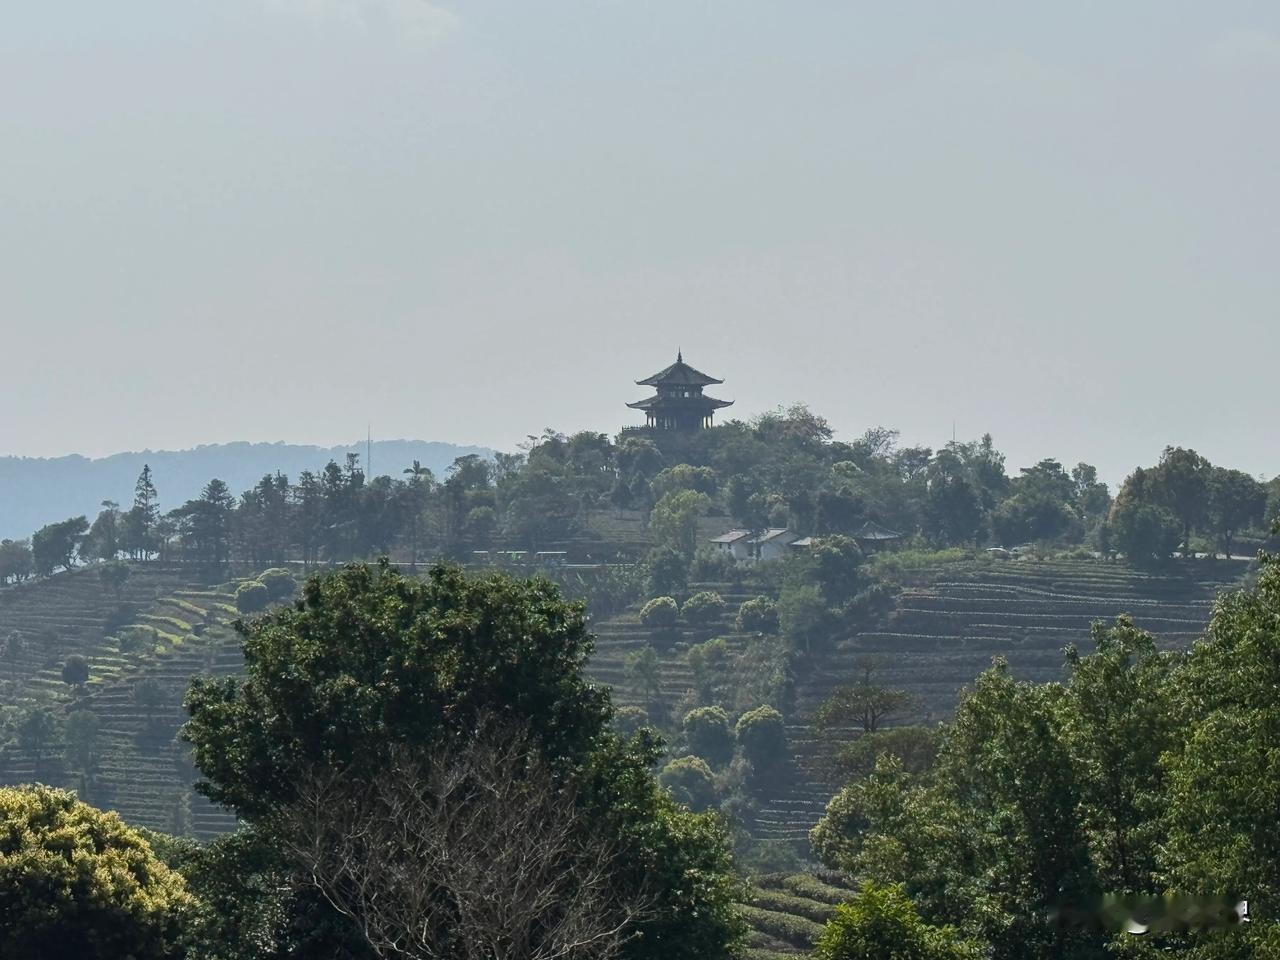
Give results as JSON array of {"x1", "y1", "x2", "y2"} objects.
[
  {"x1": 636, "y1": 357, "x2": 723, "y2": 387},
  {"x1": 626, "y1": 394, "x2": 734, "y2": 411}
]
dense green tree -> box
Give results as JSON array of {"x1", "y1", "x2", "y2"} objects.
[
  {"x1": 814, "y1": 881, "x2": 981, "y2": 960},
  {"x1": 234, "y1": 580, "x2": 269, "y2": 613},
  {"x1": 64, "y1": 708, "x2": 100, "y2": 775},
  {"x1": 98, "y1": 558, "x2": 131, "y2": 597},
  {"x1": 1162, "y1": 547, "x2": 1280, "y2": 912},
  {"x1": 121, "y1": 464, "x2": 160, "y2": 559},
  {"x1": 61, "y1": 653, "x2": 90, "y2": 691},
  {"x1": 682, "y1": 705, "x2": 735, "y2": 767},
  {"x1": 736, "y1": 595, "x2": 780, "y2": 635},
  {"x1": 624, "y1": 645, "x2": 664, "y2": 714},
  {"x1": 646, "y1": 545, "x2": 689, "y2": 598},
  {"x1": 17, "y1": 707, "x2": 59, "y2": 766},
  {"x1": 1151, "y1": 447, "x2": 1212, "y2": 554},
  {"x1": 0, "y1": 538, "x2": 34, "y2": 583},
  {"x1": 735, "y1": 705, "x2": 788, "y2": 773},
  {"x1": 31, "y1": 516, "x2": 89, "y2": 574},
  {"x1": 809, "y1": 534, "x2": 867, "y2": 605},
  {"x1": 650, "y1": 464, "x2": 718, "y2": 501},
  {"x1": 85, "y1": 500, "x2": 122, "y2": 561},
  {"x1": 650, "y1": 489, "x2": 711, "y2": 558},
  {"x1": 1206, "y1": 467, "x2": 1266, "y2": 557},
  {"x1": 778, "y1": 583, "x2": 831, "y2": 654},
  {"x1": 816, "y1": 663, "x2": 913, "y2": 734},
  {"x1": 659, "y1": 756, "x2": 718, "y2": 812},
  {"x1": 0, "y1": 785, "x2": 194, "y2": 960},
  {"x1": 183, "y1": 562, "x2": 741, "y2": 960},
  {"x1": 681, "y1": 590, "x2": 726, "y2": 626},
  {"x1": 924, "y1": 448, "x2": 984, "y2": 546}
]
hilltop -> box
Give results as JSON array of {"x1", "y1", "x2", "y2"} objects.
[{"x1": 0, "y1": 439, "x2": 491, "y2": 540}]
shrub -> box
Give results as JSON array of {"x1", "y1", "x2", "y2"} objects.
[
  {"x1": 645, "y1": 546, "x2": 689, "y2": 598},
  {"x1": 257, "y1": 567, "x2": 297, "y2": 600},
  {"x1": 682, "y1": 706, "x2": 735, "y2": 767},
  {"x1": 61, "y1": 654, "x2": 89, "y2": 690},
  {"x1": 614, "y1": 705, "x2": 650, "y2": 737},
  {"x1": 778, "y1": 583, "x2": 832, "y2": 653},
  {"x1": 736, "y1": 596, "x2": 780, "y2": 635},
  {"x1": 0, "y1": 785, "x2": 195, "y2": 960},
  {"x1": 690, "y1": 545, "x2": 736, "y2": 582},
  {"x1": 659, "y1": 756, "x2": 718, "y2": 812},
  {"x1": 814, "y1": 881, "x2": 980, "y2": 960},
  {"x1": 682, "y1": 591, "x2": 726, "y2": 626},
  {"x1": 687, "y1": 637, "x2": 732, "y2": 701},
  {"x1": 234, "y1": 580, "x2": 269, "y2": 614},
  {"x1": 640, "y1": 596, "x2": 680, "y2": 636},
  {"x1": 736, "y1": 705, "x2": 788, "y2": 772}
]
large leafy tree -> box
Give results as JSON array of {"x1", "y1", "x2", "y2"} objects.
[
  {"x1": 0, "y1": 784, "x2": 194, "y2": 960},
  {"x1": 1150, "y1": 446, "x2": 1212, "y2": 554},
  {"x1": 1205, "y1": 467, "x2": 1266, "y2": 558},
  {"x1": 31, "y1": 516, "x2": 89, "y2": 575},
  {"x1": 183, "y1": 561, "x2": 741, "y2": 960}
]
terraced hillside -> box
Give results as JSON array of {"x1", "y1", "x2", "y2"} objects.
[
  {"x1": 587, "y1": 557, "x2": 1252, "y2": 853},
  {"x1": 0, "y1": 565, "x2": 270, "y2": 838},
  {"x1": 736, "y1": 870, "x2": 859, "y2": 958},
  {"x1": 767, "y1": 557, "x2": 1252, "y2": 846}
]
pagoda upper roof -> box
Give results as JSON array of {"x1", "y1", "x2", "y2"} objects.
[
  {"x1": 626, "y1": 393, "x2": 734, "y2": 411},
  {"x1": 636, "y1": 352, "x2": 723, "y2": 387}
]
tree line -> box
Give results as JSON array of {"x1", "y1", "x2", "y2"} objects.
[{"x1": 2, "y1": 409, "x2": 1276, "y2": 585}]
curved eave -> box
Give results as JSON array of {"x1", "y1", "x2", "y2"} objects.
[
  {"x1": 627, "y1": 395, "x2": 734, "y2": 411},
  {"x1": 635, "y1": 360, "x2": 723, "y2": 387}
]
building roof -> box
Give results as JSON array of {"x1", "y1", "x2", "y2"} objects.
[
  {"x1": 751, "y1": 528, "x2": 799, "y2": 545},
  {"x1": 853, "y1": 520, "x2": 903, "y2": 541},
  {"x1": 790, "y1": 536, "x2": 816, "y2": 548},
  {"x1": 626, "y1": 393, "x2": 734, "y2": 411},
  {"x1": 709, "y1": 529, "x2": 753, "y2": 544},
  {"x1": 636, "y1": 352, "x2": 724, "y2": 387}
]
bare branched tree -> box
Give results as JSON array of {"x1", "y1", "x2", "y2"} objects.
[{"x1": 279, "y1": 717, "x2": 650, "y2": 960}]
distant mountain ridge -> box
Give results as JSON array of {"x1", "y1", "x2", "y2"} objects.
[{"x1": 0, "y1": 440, "x2": 493, "y2": 540}]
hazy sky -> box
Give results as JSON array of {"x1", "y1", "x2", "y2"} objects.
[{"x1": 2, "y1": 1, "x2": 1276, "y2": 485}]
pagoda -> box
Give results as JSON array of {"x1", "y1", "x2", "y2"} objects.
[{"x1": 627, "y1": 352, "x2": 733, "y2": 431}]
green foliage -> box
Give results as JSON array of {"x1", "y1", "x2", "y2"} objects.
[
  {"x1": 682, "y1": 705, "x2": 735, "y2": 767},
  {"x1": 778, "y1": 583, "x2": 831, "y2": 653},
  {"x1": 814, "y1": 881, "x2": 981, "y2": 960},
  {"x1": 736, "y1": 705, "x2": 788, "y2": 772},
  {"x1": 98, "y1": 559, "x2": 131, "y2": 595},
  {"x1": 682, "y1": 590, "x2": 726, "y2": 626},
  {"x1": 233, "y1": 580, "x2": 269, "y2": 613},
  {"x1": 625, "y1": 645, "x2": 664, "y2": 713},
  {"x1": 0, "y1": 785, "x2": 194, "y2": 960},
  {"x1": 256, "y1": 567, "x2": 297, "y2": 600},
  {"x1": 646, "y1": 545, "x2": 690, "y2": 598},
  {"x1": 183, "y1": 562, "x2": 742, "y2": 960},
  {"x1": 659, "y1": 755, "x2": 718, "y2": 811},
  {"x1": 736, "y1": 595, "x2": 780, "y2": 635},
  {"x1": 0, "y1": 538, "x2": 34, "y2": 584},
  {"x1": 650, "y1": 463, "x2": 718, "y2": 501},
  {"x1": 809, "y1": 535, "x2": 866, "y2": 605},
  {"x1": 831, "y1": 725, "x2": 940, "y2": 780},
  {"x1": 31, "y1": 516, "x2": 89, "y2": 575},
  {"x1": 687, "y1": 637, "x2": 732, "y2": 701},
  {"x1": 650, "y1": 490, "x2": 712, "y2": 558},
  {"x1": 614, "y1": 705, "x2": 650, "y2": 737},
  {"x1": 64, "y1": 708, "x2": 100, "y2": 773},
  {"x1": 640, "y1": 595, "x2": 681, "y2": 635},
  {"x1": 17, "y1": 706, "x2": 60, "y2": 764},
  {"x1": 61, "y1": 653, "x2": 89, "y2": 689},
  {"x1": 816, "y1": 665, "x2": 913, "y2": 734}
]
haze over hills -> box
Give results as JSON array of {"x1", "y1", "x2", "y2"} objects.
[{"x1": 0, "y1": 439, "x2": 492, "y2": 540}]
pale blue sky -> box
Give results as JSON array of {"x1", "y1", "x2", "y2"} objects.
[{"x1": 1, "y1": 1, "x2": 1276, "y2": 484}]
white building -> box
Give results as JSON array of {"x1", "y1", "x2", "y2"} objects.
[
  {"x1": 708, "y1": 527, "x2": 801, "y2": 564},
  {"x1": 709, "y1": 529, "x2": 754, "y2": 562}
]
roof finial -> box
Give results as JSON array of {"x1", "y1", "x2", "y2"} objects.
[{"x1": 677, "y1": 348, "x2": 683, "y2": 363}]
